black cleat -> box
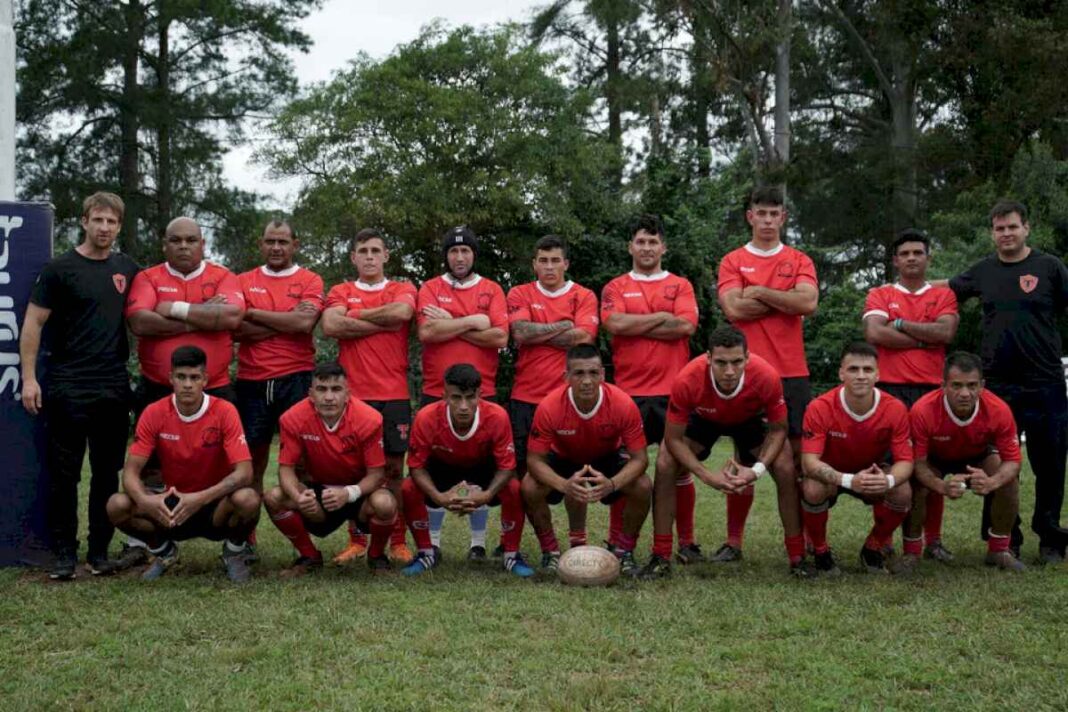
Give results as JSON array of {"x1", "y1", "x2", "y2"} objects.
[
  {"x1": 86, "y1": 553, "x2": 118, "y2": 576},
  {"x1": 860, "y1": 546, "x2": 889, "y2": 574},
  {"x1": 368, "y1": 554, "x2": 392, "y2": 575},
  {"x1": 813, "y1": 550, "x2": 841, "y2": 577},
  {"x1": 639, "y1": 554, "x2": 672, "y2": 580},
  {"x1": 113, "y1": 544, "x2": 149, "y2": 572},
  {"x1": 280, "y1": 555, "x2": 324, "y2": 579},
  {"x1": 491, "y1": 543, "x2": 505, "y2": 560},
  {"x1": 49, "y1": 551, "x2": 77, "y2": 581},
  {"x1": 675, "y1": 543, "x2": 705, "y2": 565},
  {"x1": 467, "y1": 545, "x2": 487, "y2": 562},
  {"x1": 790, "y1": 558, "x2": 817, "y2": 579},
  {"x1": 985, "y1": 550, "x2": 1026, "y2": 572},
  {"x1": 540, "y1": 551, "x2": 561, "y2": 574},
  {"x1": 709, "y1": 543, "x2": 743, "y2": 563},
  {"x1": 221, "y1": 543, "x2": 253, "y2": 584},
  {"x1": 1038, "y1": 546, "x2": 1065, "y2": 566},
  {"x1": 923, "y1": 540, "x2": 954, "y2": 563},
  {"x1": 616, "y1": 549, "x2": 642, "y2": 577}
]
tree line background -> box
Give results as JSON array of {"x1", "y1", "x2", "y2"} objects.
[{"x1": 13, "y1": 0, "x2": 1068, "y2": 392}]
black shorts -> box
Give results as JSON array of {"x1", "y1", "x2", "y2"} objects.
[
  {"x1": 167, "y1": 497, "x2": 231, "y2": 542},
  {"x1": 781, "y1": 377, "x2": 811, "y2": 439},
  {"x1": 422, "y1": 458, "x2": 505, "y2": 507},
  {"x1": 879, "y1": 382, "x2": 938, "y2": 410},
  {"x1": 544, "y1": 451, "x2": 629, "y2": 506},
  {"x1": 365, "y1": 399, "x2": 412, "y2": 455},
  {"x1": 632, "y1": 395, "x2": 669, "y2": 445},
  {"x1": 509, "y1": 399, "x2": 538, "y2": 468},
  {"x1": 419, "y1": 393, "x2": 497, "y2": 408},
  {"x1": 236, "y1": 370, "x2": 313, "y2": 446},
  {"x1": 302, "y1": 484, "x2": 370, "y2": 538},
  {"x1": 684, "y1": 415, "x2": 766, "y2": 466}
]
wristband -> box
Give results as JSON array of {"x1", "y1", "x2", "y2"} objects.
[
  {"x1": 752, "y1": 462, "x2": 768, "y2": 479},
  {"x1": 893, "y1": 318, "x2": 904, "y2": 330},
  {"x1": 170, "y1": 301, "x2": 191, "y2": 321},
  {"x1": 345, "y1": 484, "x2": 362, "y2": 503},
  {"x1": 886, "y1": 475, "x2": 896, "y2": 489},
  {"x1": 839, "y1": 473, "x2": 855, "y2": 490}
]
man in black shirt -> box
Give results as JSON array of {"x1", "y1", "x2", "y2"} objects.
[
  {"x1": 948, "y1": 199, "x2": 1068, "y2": 564},
  {"x1": 19, "y1": 192, "x2": 141, "y2": 580}
]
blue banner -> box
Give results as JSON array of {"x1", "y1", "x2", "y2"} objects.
[{"x1": 0, "y1": 202, "x2": 54, "y2": 566}]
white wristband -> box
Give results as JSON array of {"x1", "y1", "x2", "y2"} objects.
[
  {"x1": 751, "y1": 462, "x2": 767, "y2": 479},
  {"x1": 346, "y1": 484, "x2": 362, "y2": 503},
  {"x1": 170, "y1": 301, "x2": 191, "y2": 320},
  {"x1": 886, "y1": 475, "x2": 896, "y2": 490},
  {"x1": 840, "y1": 473, "x2": 855, "y2": 490}
]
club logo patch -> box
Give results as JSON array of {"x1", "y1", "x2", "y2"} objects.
[
  {"x1": 477, "y1": 293, "x2": 492, "y2": 311},
  {"x1": 200, "y1": 427, "x2": 223, "y2": 448},
  {"x1": 776, "y1": 261, "x2": 796, "y2": 278},
  {"x1": 201, "y1": 282, "x2": 218, "y2": 299},
  {"x1": 112, "y1": 274, "x2": 127, "y2": 294},
  {"x1": 286, "y1": 282, "x2": 304, "y2": 299},
  {"x1": 1019, "y1": 274, "x2": 1039, "y2": 293}
]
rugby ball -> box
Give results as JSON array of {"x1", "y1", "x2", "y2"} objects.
[{"x1": 558, "y1": 545, "x2": 621, "y2": 586}]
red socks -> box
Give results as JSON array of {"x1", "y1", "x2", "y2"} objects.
[
  {"x1": 607, "y1": 497, "x2": 626, "y2": 549},
  {"x1": 652, "y1": 533, "x2": 673, "y2": 559},
  {"x1": 498, "y1": 479, "x2": 526, "y2": 553},
  {"x1": 568, "y1": 529, "x2": 588, "y2": 547},
  {"x1": 348, "y1": 520, "x2": 367, "y2": 547},
  {"x1": 271, "y1": 510, "x2": 320, "y2": 560},
  {"x1": 903, "y1": 537, "x2": 923, "y2": 557},
  {"x1": 726, "y1": 486, "x2": 755, "y2": 549},
  {"x1": 802, "y1": 507, "x2": 830, "y2": 555},
  {"x1": 369, "y1": 516, "x2": 395, "y2": 558},
  {"x1": 536, "y1": 527, "x2": 560, "y2": 554},
  {"x1": 400, "y1": 478, "x2": 433, "y2": 551},
  {"x1": 391, "y1": 506, "x2": 407, "y2": 547},
  {"x1": 924, "y1": 489, "x2": 945, "y2": 544},
  {"x1": 675, "y1": 476, "x2": 697, "y2": 548},
  {"x1": 784, "y1": 534, "x2": 805, "y2": 564},
  {"x1": 866, "y1": 501, "x2": 908, "y2": 551},
  {"x1": 988, "y1": 531, "x2": 1011, "y2": 553}
]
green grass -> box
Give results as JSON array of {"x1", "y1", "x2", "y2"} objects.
[{"x1": 2, "y1": 443, "x2": 1067, "y2": 710}]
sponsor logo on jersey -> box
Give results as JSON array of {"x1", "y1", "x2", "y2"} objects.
[
  {"x1": 158, "y1": 286, "x2": 179, "y2": 293},
  {"x1": 160, "y1": 433, "x2": 180, "y2": 441},
  {"x1": 437, "y1": 296, "x2": 453, "y2": 303},
  {"x1": 301, "y1": 434, "x2": 321, "y2": 441},
  {"x1": 623, "y1": 292, "x2": 642, "y2": 298},
  {"x1": 555, "y1": 429, "x2": 576, "y2": 435},
  {"x1": 249, "y1": 287, "x2": 268, "y2": 294},
  {"x1": 740, "y1": 266, "x2": 756, "y2": 273},
  {"x1": 829, "y1": 430, "x2": 847, "y2": 439},
  {"x1": 933, "y1": 435, "x2": 951, "y2": 441}
]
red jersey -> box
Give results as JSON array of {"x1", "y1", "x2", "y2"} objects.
[
  {"x1": 528, "y1": 383, "x2": 647, "y2": 463},
  {"x1": 910, "y1": 388, "x2": 1021, "y2": 464},
  {"x1": 717, "y1": 243, "x2": 818, "y2": 378},
  {"x1": 600, "y1": 271, "x2": 699, "y2": 396},
  {"x1": 236, "y1": 265, "x2": 324, "y2": 381},
  {"x1": 326, "y1": 279, "x2": 417, "y2": 401},
  {"x1": 277, "y1": 396, "x2": 386, "y2": 486},
  {"x1": 863, "y1": 283, "x2": 958, "y2": 385},
  {"x1": 801, "y1": 386, "x2": 913, "y2": 473},
  {"x1": 126, "y1": 261, "x2": 245, "y2": 388},
  {"x1": 667, "y1": 353, "x2": 787, "y2": 427},
  {"x1": 507, "y1": 280, "x2": 599, "y2": 403},
  {"x1": 129, "y1": 395, "x2": 250, "y2": 493},
  {"x1": 417, "y1": 274, "x2": 508, "y2": 397},
  {"x1": 407, "y1": 399, "x2": 516, "y2": 471}
]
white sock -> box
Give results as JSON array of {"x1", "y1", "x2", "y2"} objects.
[
  {"x1": 128, "y1": 536, "x2": 148, "y2": 549},
  {"x1": 469, "y1": 505, "x2": 488, "y2": 547},
  {"x1": 224, "y1": 540, "x2": 245, "y2": 553},
  {"x1": 428, "y1": 507, "x2": 445, "y2": 548}
]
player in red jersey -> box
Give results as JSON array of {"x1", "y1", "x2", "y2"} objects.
[
  {"x1": 106, "y1": 346, "x2": 259, "y2": 583},
  {"x1": 601, "y1": 214, "x2": 698, "y2": 562},
  {"x1": 717, "y1": 186, "x2": 818, "y2": 564},
  {"x1": 322, "y1": 228, "x2": 417, "y2": 564},
  {"x1": 863, "y1": 229, "x2": 959, "y2": 563},
  {"x1": 264, "y1": 363, "x2": 400, "y2": 576},
  {"x1": 640, "y1": 326, "x2": 804, "y2": 578},
  {"x1": 522, "y1": 344, "x2": 652, "y2": 577},
  {"x1": 399, "y1": 364, "x2": 535, "y2": 578},
  {"x1": 799, "y1": 342, "x2": 914, "y2": 576},
  {"x1": 417, "y1": 226, "x2": 508, "y2": 560},
  {"x1": 904, "y1": 352, "x2": 1025, "y2": 571},
  {"x1": 507, "y1": 235, "x2": 599, "y2": 553}
]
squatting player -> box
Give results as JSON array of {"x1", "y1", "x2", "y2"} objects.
[
  {"x1": 641, "y1": 326, "x2": 805, "y2": 578},
  {"x1": 799, "y1": 342, "x2": 914, "y2": 576},
  {"x1": 400, "y1": 364, "x2": 534, "y2": 578},
  {"x1": 264, "y1": 363, "x2": 399, "y2": 576},
  {"x1": 905, "y1": 352, "x2": 1025, "y2": 571},
  {"x1": 523, "y1": 344, "x2": 651, "y2": 577},
  {"x1": 106, "y1": 346, "x2": 259, "y2": 583}
]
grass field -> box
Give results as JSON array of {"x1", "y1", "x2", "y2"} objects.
[{"x1": 2, "y1": 442, "x2": 1067, "y2": 710}]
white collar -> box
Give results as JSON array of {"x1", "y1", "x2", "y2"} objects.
[
  {"x1": 628, "y1": 270, "x2": 670, "y2": 282},
  {"x1": 568, "y1": 386, "x2": 604, "y2": 420},
  {"x1": 321, "y1": 405, "x2": 347, "y2": 433},
  {"x1": 743, "y1": 242, "x2": 784, "y2": 257},
  {"x1": 260, "y1": 264, "x2": 300, "y2": 278},
  {"x1": 165, "y1": 260, "x2": 207, "y2": 281},
  {"x1": 709, "y1": 363, "x2": 745, "y2": 400},
  {"x1": 943, "y1": 394, "x2": 980, "y2": 427},
  {"x1": 839, "y1": 387, "x2": 880, "y2": 422},
  {"x1": 442, "y1": 273, "x2": 482, "y2": 290},
  {"x1": 355, "y1": 277, "x2": 390, "y2": 292},
  {"x1": 447, "y1": 403, "x2": 481, "y2": 441},
  {"x1": 173, "y1": 394, "x2": 210, "y2": 423},
  {"x1": 535, "y1": 280, "x2": 574, "y2": 298},
  {"x1": 893, "y1": 282, "x2": 932, "y2": 296}
]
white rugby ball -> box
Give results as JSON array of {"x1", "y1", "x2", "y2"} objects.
[{"x1": 558, "y1": 545, "x2": 621, "y2": 586}]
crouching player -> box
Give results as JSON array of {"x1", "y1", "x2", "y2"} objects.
[
  {"x1": 400, "y1": 364, "x2": 534, "y2": 578},
  {"x1": 641, "y1": 326, "x2": 804, "y2": 578},
  {"x1": 799, "y1": 342, "x2": 914, "y2": 575},
  {"x1": 903, "y1": 352, "x2": 1025, "y2": 571},
  {"x1": 107, "y1": 346, "x2": 259, "y2": 583},
  {"x1": 265, "y1": 363, "x2": 398, "y2": 576},
  {"x1": 522, "y1": 344, "x2": 651, "y2": 576}
]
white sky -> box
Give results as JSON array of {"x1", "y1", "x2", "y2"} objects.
[{"x1": 223, "y1": 0, "x2": 546, "y2": 209}]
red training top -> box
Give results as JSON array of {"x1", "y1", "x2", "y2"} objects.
[
  {"x1": 667, "y1": 352, "x2": 787, "y2": 426},
  {"x1": 407, "y1": 399, "x2": 516, "y2": 471},
  {"x1": 237, "y1": 265, "x2": 324, "y2": 381},
  {"x1": 863, "y1": 283, "x2": 958, "y2": 385},
  {"x1": 801, "y1": 386, "x2": 913, "y2": 473},
  {"x1": 909, "y1": 388, "x2": 1021, "y2": 464},
  {"x1": 528, "y1": 382, "x2": 647, "y2": 463},
  {"x1": 277, "y1": 396, "x2": 386, "y2": 486}
]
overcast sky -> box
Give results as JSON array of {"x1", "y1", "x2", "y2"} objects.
[{"x1": 223, "y1": 0, "x2": 546, "y2": 207}]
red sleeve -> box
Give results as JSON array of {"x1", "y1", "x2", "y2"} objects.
[
  {"x1": 125, "y1": 270, "x2": 158, "y2": 316},
  {"x1": 666, "y1": 373, "x2": 696, "y2": 424},
  {"x1": 491, "y1": 410, "x2": 517, "y2": 470},
  {"x1": 277, "y1": 414, "x2": 304, "y2": 467},
  {"x1": 575, "y1": 287, "x2": 600, "y2": 337},
  {"x1": 863, "y1": 287, "x2": 889, "y2": 320},
  {"x1": 218, "y1": 270, "x2": 245, "y2": 308},
  {"x1": 325, "y1": 283, "x2": 347, "y2": 310},
  {"x1": 763, "y1": 374, "x2": 788, "y2": 423},
  {"x1": 619, "y1": 396, "x2": 648, "y2": 451},
  {"x1": 909, "y1": 407, "x2": 932, "y2": 460},
  {"x1": 795, "y1": 252, "x2": 818, "y2": 288},
  {"x1": 716, "y1": 253, "x2": 743, "y2": 294},
  {"x1": 362, "y1": 420, "x2": 387, "y2": 470},
  {"x1": 129, "y1": 407, "x2": 160, "y2": 459},
  {"x1": 406, "y1": 411, "x2": 432, "y2": 470},
  {"x1": 527, "y1": 402, "x2": 556, "y2": 455},
  {"x1": 934, "y1": 288, "x2": 958, "y2": 319},
  {"x1": 600, "y1": 279, "x2": 624, "y2": 321},
  {"x1": 303, "y1": 272, "x2": 325, "y2": 310},
  {"x1": 488, "y1": 283, "x2": 508, "y2": 330},
  {"x1": 221, "y1": 404, "x2": 252, "y2": 465},
  {"x1": 415, "y1": 282, "x2": 434, "y2": 325},
  {"x1": 394, "y1": 281, "x2": 418, "y2": 308},
  {"x1": 672, "y1": 278, "x2": 699, "y2": 325},
  {"x1": 888, "y1": 402, "x2": 914, "y2": 463},
  {"x1": 800, "y1": 401, "x2": 828, "y2": 456},
  {"x1": 992, "y1": 404, "x2": 1022, "y2": 463},
  {"x1": 506, "y1": 286, "x2": 532, "y2": 323}
]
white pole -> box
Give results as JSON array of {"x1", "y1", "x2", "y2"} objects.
[{"x1": 0, "y1": 0, "x2": 15, "y2": 200}]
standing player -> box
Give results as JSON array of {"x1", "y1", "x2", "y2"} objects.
[
  {"x1": 717, "y1": 186, "x2": 817, "y2": 564},
  {"x1": 507, "y1": 235, "x2": 598, "y2": 552},
  {"x1": 19, "y1": 192, "x2": 140, "y2": 579},
  {"x1": 863, "y1": 229, "x2": 958, "y2": 562},
  {"x1": 640, "y1": 326, "x2": 805, "y2": 579},
  {"x1": 322, "y1": 228, "x2": 416, "y2": 565},
  {"x1": 400, "y1": 364, "x2": 534, "y2": 578},
  {"x1": 106, "y1": 346, "x2": 259, "y2": 583},
  {"x1": 522, "y1": 344, "x2": 651, "y2": 576},
  {"x1": 946, "y1": 200, "x2": 1068, "y2": 564},
  {"x1": 799, "y1": 342, "x2": 914, "y2": 575},
  {"x1": 264, "y1": 363, "x2": 399, "y2": 576},
  {"x1": 417, "y1": 226, "x2": 508, "y2": 560},
  {"x1": 905, "y1": 352, "x2": 1025, "y2": 571},
  {"x1": 601, "y1": 214, "x2": 698, "y2": 561}
]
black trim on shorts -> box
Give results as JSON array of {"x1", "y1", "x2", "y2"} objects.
[
  {"x1": 236, "y1": 370, "x2": 313, "y2": 446},
  {"x1": 683, "y1": 415, "x2": 766, "y2": 465},
  {"x1": 509, "y1": 399, "x2": 538, "y2": 469},
  {"x1": 781, "y1": 377, "x2": 811, "y2": 439},
  {"x1": 632, "y1": 395, "x2": 669, "y2": 445}
]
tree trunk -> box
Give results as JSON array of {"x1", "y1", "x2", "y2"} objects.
[
  {"x1": 156, "y1": 16, "x2": 171, "y2": 240},
  {"x1": 118, "y1": 0, "x2": 143, "y2": 258},
  {"x1": 772, "y1": 0, "x2": 792, "y2": 195},
  {"x1": 691, "y1": 6, "x2": 711, "y2": 178},
  {"x1": 888, "y1": 41, "x2": 917, "y2": 281},
  {"x1": 605, "y1": 10, "x2": 623, "y2": 186}
]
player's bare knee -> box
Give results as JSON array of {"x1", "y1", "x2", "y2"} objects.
[
  {"x1": 801, "y1": 477, "x2": 831, "y2": 503},
  {"x1": 106, "y1": 493, "x2": 133, "y2": 524},
  {"x1": 625, "y1": 474, "x2": 653, "y2": 501},
  {"x1": 263, "y1": 485, "x2": 287, "y2": 512},
  {"x1": 369, "y1": 489, "x2": 397, "y2": 520},
  {"x1": 520, "y1": 474, "x2": 546, "y2": 503},
  {"x1": 886, "y1": 480, "x2": 911, "y2": 508},
  {"x1": 230, "y1": 487, "x2": 261, "y2": 518}
]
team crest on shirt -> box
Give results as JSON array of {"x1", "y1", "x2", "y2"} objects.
[
  {"x1": 286, "y1": 282, "x2": 304, "y2": 299},
  {"x1": 201, "y1": 282, "x2": 218, "y2": 299},
  {"x1": 1019, "y1": 274, "x2": 1039, "y2": 293},
  {"x1": 477, "y1": 293, "x2": 492, "y2": 311},
  {"x1": 664, "y1": 284, "x2": 679, "y2": 301},
  {"x1": 112, "y1": 274, "x2": 127, "y2": 294},
  {"x1": 598, "y1": 423, "x2": 616, "y2": 439},
  {"x1": 200, "y1": 427, "x2": 223, "y2": 448},
  {"x1": 340, "y1": 433, "x2": 361, "y2": 453},
  {"x1": 776, "y1": 261, "x2": 795, "y2": 278}
]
